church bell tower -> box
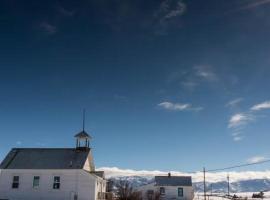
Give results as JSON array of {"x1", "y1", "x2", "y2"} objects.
[{"x1": 74, "y1": 110, "x2": 92, "y2": 150}]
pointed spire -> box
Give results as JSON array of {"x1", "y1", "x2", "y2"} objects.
[
  {"x1": 83, "y1": 109, "x2": 85, "y2": 132},
  {"x1": 74, "y1": 109, "x2": 91, "y2": 139}
]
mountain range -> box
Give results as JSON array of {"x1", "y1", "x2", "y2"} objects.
[{"x1": 108, "y1": 176, "x2": 270, "y2": 193}]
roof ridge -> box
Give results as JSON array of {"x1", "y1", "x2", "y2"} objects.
[
  {"x1": 1, "y1": 148, "x2": 91, "y2": 170},
  {"x1": 12, "y1": 148, "x2": 79, "y2": 150}
]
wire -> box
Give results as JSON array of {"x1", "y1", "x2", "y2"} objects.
[
  {"x1": 206, "y1": 159, "x2": 270, "y2": 172},
  {"x1": 185, "y1": 158, "x2": 270, "y2": 174}
]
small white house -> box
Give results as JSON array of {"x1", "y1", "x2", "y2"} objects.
[
  {"x1": 137, "y1": 173, "x2": 194, "y2": 200},
  {"x1": 0, "y1": 130, "x2": 106, "y2": 200}
]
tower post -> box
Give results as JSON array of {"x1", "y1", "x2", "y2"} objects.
[{"x1": 204, "y1": 167, "x2": 206, "y2": 200}]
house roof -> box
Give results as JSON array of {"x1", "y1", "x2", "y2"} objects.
[
  {"x1": 155, "y1": 176, "x2": 192, "y2": 186},
  {"x1": 74, "y1": 131, "x2": 91, "y2": 139},
  {"x1": 90, "y1": 171, "x2": 105, "y2": 178},
  {"x1": 0, "y1": 148, "x2": 90, "y2": 170}
]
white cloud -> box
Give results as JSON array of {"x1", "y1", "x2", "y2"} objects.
[
  {"x1": 181, "y1": 80, "x2": 198, "y2": 90},
  {"x1": 16, "y1": 141, "x2": 22, "y2": 145},
  {"x1": 227, "y1": 100, "x2": 270, "y2": 141},
  {"x1": 236, "y1": 0, "x2": 270, "y2": 12},
  {"x1": 158, "y1": 101, "x2": 203, "y2": 111},
  {"x1": 194, "y1": 65, "x2": 218, "y2": 82},
  {"x1": 167, "y1": 65, "x2": 218, "y2": 92},
  {"x1": 226, "y1": 98, "x2": 243, "y2": 108},
  {"x1": 247, "y1": 156, "x2": 267, "y2": 164},
  {"x1": 231, "y1": 131, "x2": 243, "y2": 142},
  {"x1": 40, "y1": 22, "x2": 57, "y2": 35},
  {"x1": 97, "y1": 167, "x2": 270, "y2": 183},
  {"x1": 58, "y1": 6, "x2": 75, "y2": 17},
  {"x1": 233, "y1": 136, "x2": 243, "y2": 142},
  {"x1": 228, "y1": 113, "x2": 253, "y2": 129},
  {"x1": 158, "y1": 0, "x2": 187, "y2": 20},
  {"x1": 163, "y1": 0, "x2": 186, "y2": 19},
  {"x1": 153, "y1": 0, "x2": 187, "y2": 35},
  {"x1": 158, "y1": 102, "x2": 190, "y2": 110},
  {"x1": 251, "y1": 101, "x2": 270, "y2": 111}
]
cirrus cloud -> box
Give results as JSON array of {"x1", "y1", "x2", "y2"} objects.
[
  {"x1": 251, "y1": 101, "x2": 270, "y2": 111},
  {"x1": 247, "y1": 156, "x2": 267, "y2": 164},
  {"x1": 226, "y1": 98, "x2": 243, "y2": 108},
  {"x1": 158, "y1": 101, "x2": 203, "y2": 112},
  {"x1": 228, "y1": 113, "x2": 254, "y2": 129}
]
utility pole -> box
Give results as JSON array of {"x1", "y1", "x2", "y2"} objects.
[
  {"x1": 227, "y1": 174, "x2": 230, "y2": 196},
  {"x1": 204, "y1": 167, "x2": 206, "y2": 200}
]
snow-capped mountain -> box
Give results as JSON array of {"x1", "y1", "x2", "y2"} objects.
[
  {"x1": 99, "y1": 167, "x2": 270, "y2": 192},
  {"x1": 194, "y1": 179, "x2": 270, "y2": 193},
  {"x1": 107, "y1": 176, "x2": 270, "y2": 193}
]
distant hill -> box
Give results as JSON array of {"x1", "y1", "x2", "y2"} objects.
[{"x1": 108, "y1": 176, "x2": 270, "y2": 193}]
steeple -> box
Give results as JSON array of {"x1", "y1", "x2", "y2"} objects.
[{"x1": 74, "y1": 109, "x2": 92, "y2": 150}]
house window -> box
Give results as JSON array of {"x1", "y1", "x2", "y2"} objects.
[
  {"x1": 12, "y1": 176, "x2": 20, "y2": 189},
  {"x1": 53, "y1": 176, "x2": 60, "y2": 189},
  {"x1": 160, "y1": 187, "x2": 165, "y2": 195},
  {"x1": 33, "y1": 176, "x2": 40, "y2": 188},
  {"x1": 178, "y1": 188, "x2": 183, "y2": 197}
]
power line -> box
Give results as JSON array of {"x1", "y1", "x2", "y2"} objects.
[
  {"x1": 187, "y1": 158, "x2": 270, "y2": 174},
  {"x1": 206, "y1": 158, "x2": 270, "y2": 172}
]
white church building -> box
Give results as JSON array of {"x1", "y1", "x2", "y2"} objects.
[{"x1": 0, "y1": 129, "x2": 106, "y2": 200}]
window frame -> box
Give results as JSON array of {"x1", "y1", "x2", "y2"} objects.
[
  {"x1": 53, "y1": 176, "x2": 61, "y2": 190},
  {"x1": 33, "y1": 176, "x2": 40, "y2": 189},
  {"x1": 12, "y1": 175, "x2": 20, "y2": 189},
  {"x1": 178, "y1": 187, "x2": 184, "y2": 197},
  {"x1": 160, "y1": 187, "x2": 165, "y2": 195}
]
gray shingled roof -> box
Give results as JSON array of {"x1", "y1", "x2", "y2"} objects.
[
  {"x1": 0, "y1": 148, "x2": 90, "y2": 169},
  {"x1": 155, "y1": 176, "x2": 192, "y2": 186}
]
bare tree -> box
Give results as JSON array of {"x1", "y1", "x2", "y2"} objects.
[
  {"x1": 153, "y1": 191, "x2": 160, "y2": 200},
  {"x1": 115, "y1": 180, "x2": 142, "y2": 200},
  {"x1": 146, "y1": 190, "x2": 160, "y2": 200}
]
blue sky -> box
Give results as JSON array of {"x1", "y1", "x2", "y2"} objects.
[{"x1": 1, "y1": 0, "x2": 270, "y2": 172}]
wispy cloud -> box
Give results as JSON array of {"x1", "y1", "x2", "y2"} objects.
[
  {"x1": 227, "y1": 100, "x2": 270, "y2": 141},
  {"x1": 233, "y1": 136, "x2": 243, "y2": 142},
  {"x1": 158, "y1": 101, "x2": 203, "y2": 111},
  {"x1": 167, "y1": 65, "x2": 218, "y2": 92},
  {"x1": 58, "y1": 6, "x2": 75, "y2": 17},
  {"x1": 226, "y1": 98, "x2": 243, "y2": 108},
  {"x1": 236, "y1": 0, "x2": 270, "y2": 12},
  {"x1": 97, "y1": 167, "x2": 270, "y2": 183},
  {"x1": 224, "y1": 0, "x2": 270, "y2": 16},
  {"x1": 39, "y1": 22, "x2": 57, "y2": 35},
  {"x1": 231, "y1": 131, "x2": 243, "y2": 142},
  {"x1": 228, "y1": 113, "x2": 254, "y2": 141},
  {"x1": 247, "y1": 156, "x2": 267, "y2": 164},
  {"x1": 154, "y1": 0, "x2": 187, "y2": 35},
  {"x1": 161, "y1": 0, "x2": 187, "y2": 20},
  {"x1": 251, "y1": 101, "x2": 270, "y2": 111},
  {"x1": 228, "y1": 113, "x2": 254, "y2": 129},
  {"x1": 16, "y1": 141, "x2": 22, "y2": 146},
  {"x1": 113, "y1": 94, "x2": 128, "y2": 102},
  {"x1": 232, "y1": 131, "x2": 243, "y2": 141},
  {"x1": 194, "y1": 65, "x2": 218, "y2": 82}
]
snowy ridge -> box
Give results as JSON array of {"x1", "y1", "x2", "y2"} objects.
[{"x1": 97, "y1": 167, "x2": 270, "y2": 192}]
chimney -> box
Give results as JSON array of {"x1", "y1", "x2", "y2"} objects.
[{"x1": 168, "y1": 172, "x2": 171, "y2": 177}]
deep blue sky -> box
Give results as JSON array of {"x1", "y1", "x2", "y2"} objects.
[{"x1": 1, "y1": 0, "x2": 270, "y2": 172}]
